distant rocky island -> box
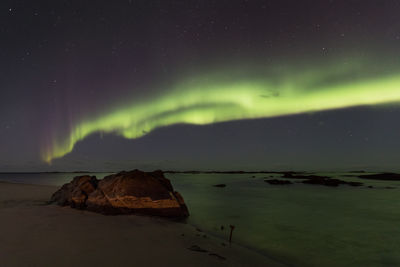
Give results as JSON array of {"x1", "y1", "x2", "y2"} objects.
[
  {"x1": 166, "y1": 170, "x2": 400, "y2": 181},
  {"x1": 164, "y1": 170, "x2": 304, "y2": 174},
  {"x1": 50, "y1": 169, "x2": 189, "y2": 218},
  {"x1": 358, "y1": 173, "x2": 400, "y2": 180},
  {"x1": 264, "y1": 173, "x2": 363, "y2": 187}
]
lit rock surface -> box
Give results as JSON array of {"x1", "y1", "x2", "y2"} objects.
[
  {"x1": 51, "y1": 170, "x2": 189, "y2": 218},
  {"x1": 50, "y1": 175, "x2": 97, "y2": 209}
]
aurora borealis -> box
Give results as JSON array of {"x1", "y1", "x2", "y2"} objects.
[
  {"x1": 42, "y1": 63, "x2": 400, "y2": 163},
  {"x1": 2, "y1": 0, "x2": 400, "y2": 171}
]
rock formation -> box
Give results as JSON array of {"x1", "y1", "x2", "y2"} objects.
[
  {"x1": 50, "y1": 170, "x2": 189, "y2": 218},
  {"x1": 280, "y1": 173, "x2": 363, "y2": 187},
  {"x1": 358, "y1": 173, "x2": 400, "y2": 181},
  {"x1": 50, "y1": 175, "x2": 98, "y2": 209},
  {"x1": 212, "y1": 184, "x2": 226, "y2": 187},
  {"x1": 301, "y1": 177, "x2": 363, "y2": 187},
  {"x1": 264, "y1": 179, "x2": 292, "y2": 185}
]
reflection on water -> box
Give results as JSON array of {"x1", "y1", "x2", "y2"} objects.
[
  {"x1": 167, "y1": 173, "x2": 400, "y2": 267},
  {"x1": 1, "y1": 172, "x2": 399, "y2": 266}
]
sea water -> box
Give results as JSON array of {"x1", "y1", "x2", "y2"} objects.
[{"x1": 1, "y1": 172, "x2": 399, "y2": 266}]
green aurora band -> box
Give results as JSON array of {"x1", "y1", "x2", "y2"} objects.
[{"x1": 42, "y1": 64, "x2": 400, "y2": 163}]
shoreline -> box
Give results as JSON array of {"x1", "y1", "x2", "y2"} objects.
[{"x1": 0, "y1": 181, "x2": 284, "y2": 267}]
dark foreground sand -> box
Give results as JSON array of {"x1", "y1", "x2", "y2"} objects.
[{"x1": 0, "y1": 182, "x2": 284, "y2": 267}]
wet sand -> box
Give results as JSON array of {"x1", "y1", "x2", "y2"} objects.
[{"x1": 0, "y1": 182, "x2": 283, "y2": 267}]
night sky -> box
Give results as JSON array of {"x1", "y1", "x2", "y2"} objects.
[{"x1": 1, "y1": 0, "x2": 400, "y2": 172}]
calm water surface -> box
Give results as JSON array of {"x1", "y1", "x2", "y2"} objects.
[{"x1": 1, "y1": 172, "x2": 399, "y2": 267}]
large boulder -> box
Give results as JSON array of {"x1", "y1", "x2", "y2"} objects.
[{"x1": 50, "y1": 170, "x2": 189, "y2": 218}]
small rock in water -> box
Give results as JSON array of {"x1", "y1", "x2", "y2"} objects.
[
  {"x1": 209, "y1": 253, "x2": 226, "y2": 260},
  {"x1": 264, "y1": 179, "x2": 292, "y2": 185},
  {"x1": 188, "y1": 245, "x2": 208, "y2": 253},
  {"x1": 347, "y1": 181, "x2": 363, "y2": 186}
]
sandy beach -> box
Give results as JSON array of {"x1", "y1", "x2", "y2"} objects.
[{"x1": 0, "y1": 181, "x2": 282, "y2": 267}]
